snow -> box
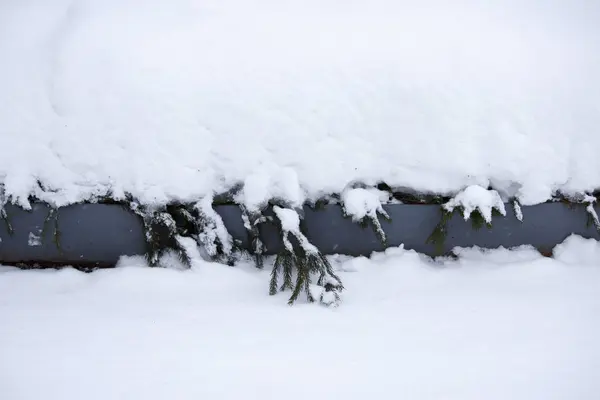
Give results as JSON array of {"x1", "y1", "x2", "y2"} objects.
[
  {"x1": 195, "y1": 195, "x2": 234, "y2": 257},
  {"x1": 586, "y1": 203, "x2": 600, "y2": 230},
  {"x1": 1, "y1": 236, "x2": 599, "y2": 399},
  {"x1": 27, "y1": 232, "x2": 42, "y2": 247},
  {"x1": 513, "y1": 201, "x2": 523, "y2": 222},
  {"x1": 273, "y1": 206, "x2": 301, "y2": 234},
  {"x1": 444, "y1": 185, "x2": 506, "y2": 223},
  {"x1": 341, "y1": 187, "x2": 389, "y2": 241},
  {"x1": 237, "y1": 168, "x2": 304, "y2": 212},
  {"x1": 341, "y1": 187, "x2": 388, "y2": 221},
  {"x1": 1, "y1": 0, "x2": 600, "y2": 208},
  {"x1": 553, "y1": 234, "x2": 600, "y2": 266},
  {"x1": 273, "y1": 206, "x2": 317, "y2": 254}
]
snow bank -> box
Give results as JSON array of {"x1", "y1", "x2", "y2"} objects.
[
  {"x1": 1, "y1": 0, "x2": 599, "y2": 207},
  {"x1": 553, "y1": 234, "x2": 600, "y2": 265},
  {"x1": 1, "y1": 236, "x2": 600, "y2": 399}
]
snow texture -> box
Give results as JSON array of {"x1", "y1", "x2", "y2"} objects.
[
  {"x1": 444, "y1": 185, "x2": 506, "y2": 223},
  {"x1": 1, "y1": 0, "x2": 599, "y2": 208},
  {"x1": 1, "y1": 235, "x2": 600, "y2": 400}
]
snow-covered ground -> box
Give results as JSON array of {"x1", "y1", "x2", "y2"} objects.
[
  {"x1": 1, "y1": 0, "x2": 600, "y2": 208},
  {"x1": 1, "y1": 235, "x2": 599, "y2": 400}
]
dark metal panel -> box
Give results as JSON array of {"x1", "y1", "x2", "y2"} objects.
[
  {"x1": 0, "y1": 202, "x2": 598, "y2": 266},
  {"x1": 56, "y1": 204, "x2": 146, "y2": 265},
  {"x1": 0, "y1": 203, "x2": 145, "y2": 267}
]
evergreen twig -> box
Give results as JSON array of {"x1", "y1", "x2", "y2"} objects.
[
  {"x1": 269, "y1": 206, "x2": 344, "y2": 306},
  {"x1": 426, "y1": 208, "x2": 455, "y2": 256}
]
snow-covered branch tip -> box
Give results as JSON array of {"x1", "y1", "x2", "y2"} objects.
[
  {"x1": 0, "y1": 186, "x2": 13, "y2": 235},
  {"x1": 444, "y1": 185, "x2": 506, "y2": 229},
  {"x1": 427, "y1": 186, "x2": 507, "y2": 255},
  {"x1": 130, "y1": 202, "x2": 191, "y2": 268},
  {"x1": 129, "y1": 195, "x2": 241, "y2": 269},
  {"x1": 513, "y1": 200, "x2": 523, "y2": 222},
  {"x1": 556, "y1": 193, "x2": 600, "y2": 232},
  {"x1": 575, "y1": 194, "x2": 600, "y2": 232},
  {"x1": 240, "y1": 205, "x2": 271, "y2": 269},
  {"x1": 341, "y1": 187, "x2": 390, "y2": 245},
  {"x1": 271, "y1": 206, "x2": 343, "y2": 307},
  {"x1": 41, "y1": 208, "x2": 61, "y2": 250},
  {"x1": 194, "y1": 195, "x2": 235, "y2": 265}
]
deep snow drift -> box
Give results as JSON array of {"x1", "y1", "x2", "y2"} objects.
[
  {"x1": 1, "y1": 235, "x2": 599, "y2": 400},
  {"x1": 1, "y1": 0, "x2": 600, "y2": 208}
]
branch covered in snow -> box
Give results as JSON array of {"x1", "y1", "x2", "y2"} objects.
[
  {"x1": 341, "y1": 187, "x2": 390, "y2": 244},
  {"x1": 444, "y1": 185, "x2": 506, "y2": 225},
  {"x1": 194, "y1": 195, "x2": 234, "y2": 261},
  {"x1": 0, "y1": 186, "x2": 13, "y2": 236},
  {"x1": 271, "y1": 206, "x2": 343, "y2": 306},
  {"x1": 240, "y1": 205, "x2": 270, "y2": 269},
  {"x1": 573, "y1": 194, "x2": 600, "y2": 231},
  {"x1": 513, "y1": 200, "x2": 523, "y2": 222}
]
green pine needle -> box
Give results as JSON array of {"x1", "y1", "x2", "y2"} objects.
[{"x1": 426, "y1": 208, "x2": 454, "y2": 256}]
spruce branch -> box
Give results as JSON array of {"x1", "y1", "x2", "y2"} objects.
[
  {"x1": 270, "y1": 206, "x2": 344, "y2": 306},
  {"x1": 0, "y1": 187, "x2": 13, "y2": 236},
  {"x1": 426, "y1": 208, "x2": 454, "y2": 256},
  {"x1": 240, "y1": 206, "x2": 270, "y2": 269}
]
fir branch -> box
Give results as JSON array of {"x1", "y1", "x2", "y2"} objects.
[
  {"x1": 138, "y1": 208, "x2": 192, "y2": 268},
  {"x1": 53, "y1": 217, "x2": 62, "y2": 253},
  {"x1": 0, "y1": 187, "x2": 13, "y2": 236},
  {"x1": 288, "y1": 269, "x2": 307, "y2": 305},
  {"x1": 1, "y1": 206, "x2": 13, "y2": 236},
  {"x1": 512, "y1": 200, "x2": 523, "y2": 222},
  {"x1": 270, "y1": 255, "x2": 281, "y2": 296},
  {"x1": 271, "y1": 206, "x2": 344, "y2": 306},
  {"x1": 279, "y1": 251, "x2": 295, "y2": 292},
  {"x1": 271, "y1": 248, "x2": 296, "y2": 295},
  {"x1": 470, "y1": 209, "x2": 487, "y2": 230},
  {"x1": 42, "y1": 208, "x2": 62, "y2": 252},
  {"x1": 586, "y1": 203, "x2": 600, "y2": 231},
  {"x1": 426, "y1": 208, "x2": 454, "y2": 256},
  {"x1": 240, "y1": 206, "x2": 269, "y2": 269}
]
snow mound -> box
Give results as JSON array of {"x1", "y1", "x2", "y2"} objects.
[
  {"x1": 444, "y1": 185, "x2": 506, "y2": 223},
  {"x1": 553, "y1": 234, "x2": 600, "y2": 265},
  {"x1": 1, "y1": 0, "x2": 599, "y2": 208}
]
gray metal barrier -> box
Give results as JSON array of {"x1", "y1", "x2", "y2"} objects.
[{"x1": 0, "y1": 202, "x2": 598, "y2": 267}]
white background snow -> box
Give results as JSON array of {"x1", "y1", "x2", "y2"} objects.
[
  {"x1": 1, "y1": 0, "x2": 600, "y2": 207},
  {"x1": 1, "y1": 235, "x2": 599, "y2": 400}
]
